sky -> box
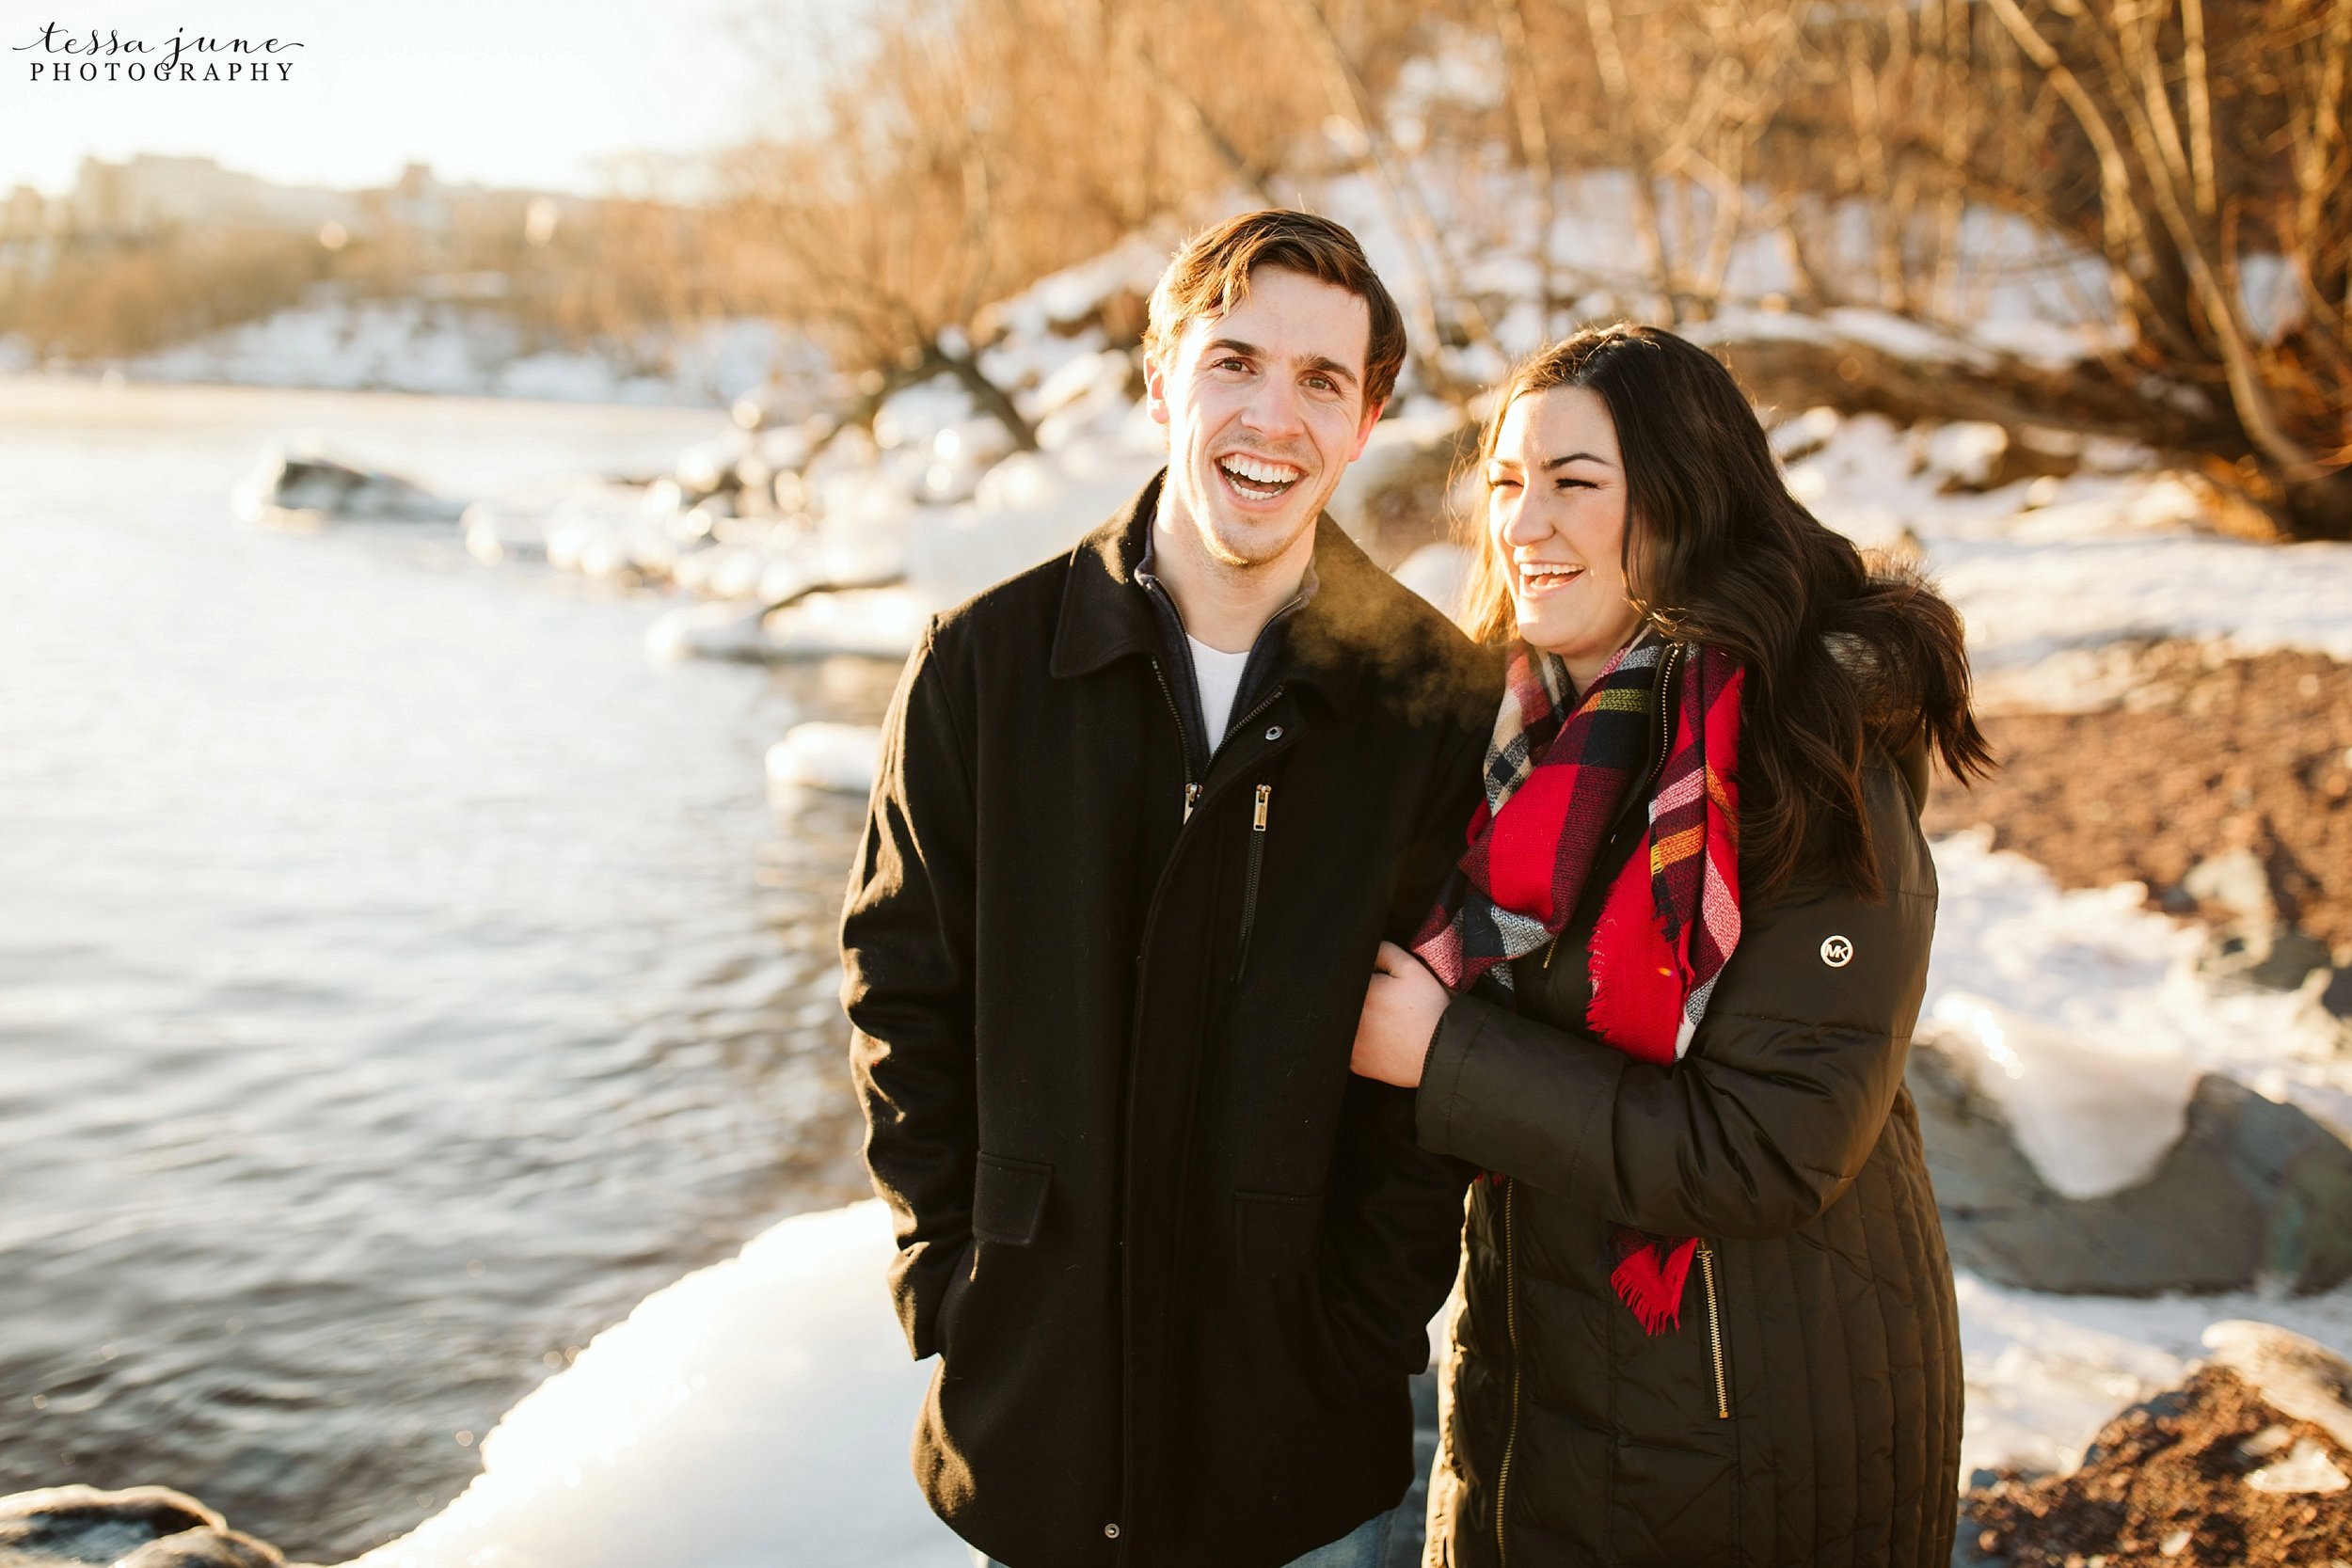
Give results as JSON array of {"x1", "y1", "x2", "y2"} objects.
[{"x1": 0, "y1": 0, "x2": 830, "y2": 197}]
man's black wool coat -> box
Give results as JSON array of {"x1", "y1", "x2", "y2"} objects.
[{"x1": 841, "y1": 474, "x2": 1491, "y2": 1567}]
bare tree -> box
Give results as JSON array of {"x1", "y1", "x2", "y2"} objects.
[{"x1": 1945, "y1": 0, "x2": 2352, "y2": 535}]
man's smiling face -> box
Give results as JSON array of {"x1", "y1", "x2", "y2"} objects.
[{"x1": 1145, "y1": 265, "x2": 1385, "y2": 572}]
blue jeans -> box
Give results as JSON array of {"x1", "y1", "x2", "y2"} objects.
[{"x1": 971, "y1": 1503, "x2": 1395, "y2": 1568}]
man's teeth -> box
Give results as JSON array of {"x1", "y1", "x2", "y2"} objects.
[{"x1": 1219, "y1": 455, "x2": 1301, "y2": 494}]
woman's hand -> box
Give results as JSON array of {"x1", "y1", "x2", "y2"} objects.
[{"x1": 1350, "y1": 941, "x2": 1452, "y2": 1087}]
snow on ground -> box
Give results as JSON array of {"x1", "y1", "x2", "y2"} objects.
[
  {"x1": 60, "y1": 301, "x2": 795, "y2": 407},
  {"x1": 616, "y1": 395, "x2": 2352, "y2": 673},
  {"x1": 1781, "y1": 411, "x2": 2352, "y2": 693},
  {"x1": 1924, "y1": 829, "x2": 2351, "y2": 1199}
]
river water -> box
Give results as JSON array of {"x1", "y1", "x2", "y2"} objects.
[{"x1": 0, "y1": 378, "x2": 891, "y2": 1559}]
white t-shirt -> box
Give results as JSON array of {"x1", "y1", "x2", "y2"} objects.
[{"x1": 1187, "y1": 634, "x2": 1252, "y2": 745}]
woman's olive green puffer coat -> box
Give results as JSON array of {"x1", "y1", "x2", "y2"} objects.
[{"x1": 1417, "y1": 728, "x2": 1962, "y2": 1568}]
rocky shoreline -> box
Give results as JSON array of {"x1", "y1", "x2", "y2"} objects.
[{"x1": 12, "y1": 1323, "x2": 2348, "y2": 1568}]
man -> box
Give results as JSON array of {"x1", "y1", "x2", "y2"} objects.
[{"x1": 842, "y1": 210, "x2": 1489, "y2": 1568}]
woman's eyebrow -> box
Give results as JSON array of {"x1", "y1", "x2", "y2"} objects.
[{"x1": 1542, "y1": 451, "x2": 1615, "y2": 470}]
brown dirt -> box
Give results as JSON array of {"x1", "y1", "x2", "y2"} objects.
[
  {"x1": 1922, "y1": 643, "x2": 2352, "y2": 958},
  {"x1": 1963, "y1": 1367, "x2": 2352, "y2": 1567}
]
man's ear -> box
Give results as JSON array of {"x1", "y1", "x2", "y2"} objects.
[
  {"x1": 1346, "y1": 398, "x2": 1386, "y2": 462},
  {"x1": 1144, "y1": 356, "x2": 1172, "y2": 427}
]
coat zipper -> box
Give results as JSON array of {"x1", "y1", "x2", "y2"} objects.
[
  {"x1": 1150, "y1": 657, "x2": 1289, "y2": 823},
  {"x1": 1233, "y1": 784, "x2": 1271, "y2": 978},
  {"x1": 1494, "y1": 1178, "x2": 1522, "y2": 1563},
  {"x1": 1698, "y1": 1240, "x2": 1729, "y2": 1419},
  {"x1": 1148, "y1": 658, "x2": 1200, "y2": 820}
]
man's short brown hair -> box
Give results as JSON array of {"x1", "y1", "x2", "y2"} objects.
[{"x1": 1143, "y1": 209, "x2": 1407, "y2": 410}]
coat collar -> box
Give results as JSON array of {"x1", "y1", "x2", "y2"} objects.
[
  {"x1": 1047, "y1": 467, "x2": 1406, "y2": 716},
  {"x1": 1046, "y1": 471, "x2": 1166, "y2": 681}
]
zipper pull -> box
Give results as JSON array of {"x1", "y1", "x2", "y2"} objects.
[
  {"x1": 1251, "y1": 784, "x2": 1271, "y2": 831},
  {"x1": 1183, "y1": 782, "x2": 1200, "y2": 822}
]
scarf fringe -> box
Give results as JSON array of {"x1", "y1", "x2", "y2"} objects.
[{"x1": 1609, "y1": 1232, "x2": 1699, "y2": 1337}]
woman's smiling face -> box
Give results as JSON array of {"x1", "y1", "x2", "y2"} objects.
[{"x1": 1486, "y1": 384, "x2": 1646, "y2": 688}]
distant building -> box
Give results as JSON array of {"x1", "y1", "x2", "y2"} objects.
[
  {"x1": 1, "y1": 154, "x2": 602, "y2": 286},
  {"x1": 67, "y1": 153, "x2": 358, "y2": 238},
  {"x1": 2, "y1": 184, "x2": 56, "y2": 240}
]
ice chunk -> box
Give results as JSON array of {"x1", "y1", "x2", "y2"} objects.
[
  {"x1": 1919, "y1": 421, "x2": 2009, "y2": 490},
  {"x1": 1929, "y1": 992, "x2": 2201, "y2": 1199},
  {"x1": 344, "y1": 1203, "x2": 963, "y2": 1568},
  {"x1": 767, "y1": 724, "x2": 882, "y2": 797},
  {"x1": 1924, "y1": 833, "x2": 2351, "y2": 1198}
]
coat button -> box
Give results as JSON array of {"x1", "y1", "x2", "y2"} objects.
[
  {"x1": 1264, "y1": 724, "x2": 1283, "y2": 740},
  {"x1": 1820, "y1": 934, "x2": 1854, "y2": 968},
  {"x1": 1104, "y1": 1522, "x2": 1121, "y2": 1539}
]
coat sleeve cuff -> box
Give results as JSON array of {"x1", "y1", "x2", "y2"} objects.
[
  {"x1": 1416, "y1": 992, "x2": 1486, "y2": 1159},
  {"x1": 1414, "y1": 988, "x2": 1625, "y2": 1190}
]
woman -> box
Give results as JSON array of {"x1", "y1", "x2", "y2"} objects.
[{"x1": 1351, "y1": 324, "x2": 1989, "y2": 1567}]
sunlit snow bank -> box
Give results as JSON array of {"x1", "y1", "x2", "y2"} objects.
[
  {"x1": 639, "y1": 440, "x2": 1164, "y2": 664},
  {"x1": 1782, "y1": 412, "x2": 2352, "y2": 703},
  {"x1": 343, "y1": 1203, "x2": 964, "y2": 1568},
  {"x1": 1924, "y1": 829, "x2": 2350, "y2": 1200},
  {"x1": 87, "y1": 302, "x2": 792, "y2": 407}
]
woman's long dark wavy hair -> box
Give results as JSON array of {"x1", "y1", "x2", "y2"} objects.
[{"x1": 1458, "y1": 323, "x2": 1994, "y2": 899}]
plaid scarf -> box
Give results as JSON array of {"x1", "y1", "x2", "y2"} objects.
[{"x1": 1412, "y1": 629, "x2": 1746, "y2": 1334}]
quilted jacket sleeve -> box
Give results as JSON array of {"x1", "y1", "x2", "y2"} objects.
[{"x1": 1416, "y1": 762, "x2": 1938, "y2": 1241}]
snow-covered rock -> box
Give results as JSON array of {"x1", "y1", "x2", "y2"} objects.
[
  {"x1": 1915, "y1": 831, "x2": 2352, "y2": 1296},
  {"x1": 117, "y1": 300, "x2": 791, "y2": 406},
  {"x1": 230, "y1": 447, "x2": 463, "y2": 530},
  {"x1": 1915, "y1": 1043, "x2": 2352, "y2": 1296},
  {"x1": 644, "y1": 600, "x2": 775, "y2": 663},
  {"x1": 766, "y1": 725, "x2": 882, "y2": 797}
]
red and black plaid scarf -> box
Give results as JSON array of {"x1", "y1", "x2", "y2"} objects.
[{"x1": 1413, "y1": 630, "x2": 1745, "y2": 1334}]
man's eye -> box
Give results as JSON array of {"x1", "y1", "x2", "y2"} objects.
[
  {"x1": 1214, "y1": 356, "x2": 1249, "y2": 372},
  {"x1": 1304, "y1": 375, "x2": 1334, "y2": 392}
]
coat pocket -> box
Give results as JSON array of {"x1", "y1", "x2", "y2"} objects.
[
  {"x1": 1233, "y1": 1188, "x2": 1321, "y2": 1280},
  {"x1": 972, "y1": 1151, "x2": 1053, "y2": 1246}
]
